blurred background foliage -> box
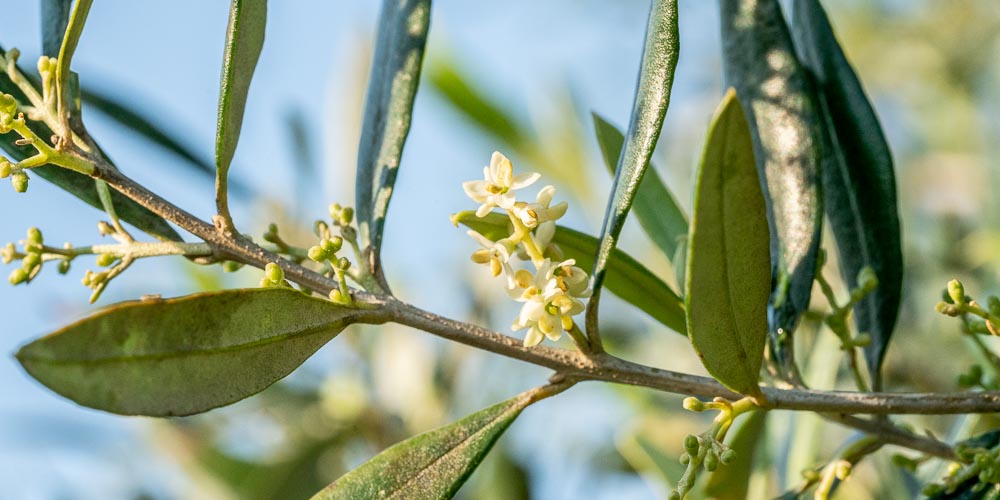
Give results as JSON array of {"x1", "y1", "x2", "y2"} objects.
[{"x1": 2, "y1": 1, "x2": 1000, "y2": 499}]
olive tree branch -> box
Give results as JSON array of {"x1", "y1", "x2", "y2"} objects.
[{"x1": 89, "y1": 161, "x2": 993, "y2": 461}]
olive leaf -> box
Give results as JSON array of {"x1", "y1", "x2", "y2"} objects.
[
  {"x1": 592, "y1": 112, "x2": 688, "y2": 264},
  {"x1": 588, "y1": 0, "x2": 680, "y2": 329},
  {"x1": 791, "y1": 0, "x2": 902, "y2": 388},
  {"x1": 215, "y1": 0, "x2": 266, "y2": 208},
  {"x1": 355, "y1": 0, "x2": 432, "y2": 264},
  {"x1": 41, "y1": 0, "x2": 71, "y2": 57},
  {"x1": 685, "y1": 90, "x2": 770, "y2": 398},
  {"x1": 719, "y1": 0, "x2": 824, "y2": 371},
  {"x1": 312, "y1": 391, "x2": 534, "y2": 499},
  {"x1": 16, "y1": 289, "x2": 383, "y2": 416},
  {"x1": 453, "y1": 210, "x2": 685, "y2": 335}
]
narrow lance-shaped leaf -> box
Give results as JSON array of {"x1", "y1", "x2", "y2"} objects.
[
  {"x1": 312, "y1": 390, "x2": 539, "y2": 500},
  {"x1": 719, "y1": 0, "x2": 824, "y2": 372},
  {"x1": 41, "y1": 0, "x2": 71, "y2": 57},
  {"x1": 16, "y1": 289, "x2": 383, "y2": 416},
  {"x1": 592, "y1": 112, "x2": 687, "y2": 265},
  {"x1": 587, "y1": 0, "x2": 680, "y2": 335},
  {"x1": 685, "y1": 90, "x2": 770, "y2": 399},
  {"x1": 791, "y1": 0, "x2": 902, "y2": 388},
  {"x1": 355, "y1": 0, "x2": 432, "y2": 264},
  {"x1": 215, "y1": 0, "x2": 266, "y2": 218},
  {"x1": 454, "y1": 210, "x2": 686, "y2": 335},
  {"x1": 704, "y1": 411, "x2": 768, "y2": 500}
]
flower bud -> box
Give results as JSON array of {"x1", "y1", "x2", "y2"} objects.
[
  {"x1": 339, "y1": 207, "x2": 354, "y2": 225},
  {"x1": 21, "y1": 252, "x2": 40, "y2": 269},
  {"x1": 948, "y1": 279, "x2": 966, "y2": 305},
  {"x1": 57, "y1": 259, "x2": 70, "y2": 274},
  {"x1": 8, "y1": 267, "x2": 28, "y2": 285},
  {"x1": 683, "y1": 435, "x2": 700, "y2": 454},
  {"x1": 704, "y1": 451, "x2": 719, "y2": 471},
  {"x1": 322, "y1": 236, "x2": 343, "y2": 254},
  {"x1": 0, "y1": 93, "x2": 17, "y2": 133},
  {"x1": 0, "y1": 158, "x2": 12, "y2": 178},
  {"x1": 97, "y1": 221, "x2": 115, "y2": 236},
  {"x1": 329, "y1": 289, "x2": 344, "y2": 303},
  {"x1": 857, "y1": 267, "x2": 878, "y2": 293},
  {"x1": 682, "y1": 397, "x2": 704, "y2": 412},
  {"x1": 329, "y1": 203, "x2": 342, "y2": 220},
  {"x1": 720, "y1": 449, "x2": 737, "y2": 465},
  {"x1": 96, "y1": 253, "x2": 117, "y2": 267},
  {"x1": 1, "y1": 242, "x2": 15, "y2": 264},
  {"x1": 668, "y1": 492, "x2": 681, "y2": 500},
  {"x1": 852, "y1": 333, "x2": 872, "y2": 347},
  {"x1": 263, "y1": 223, "x2": 280, "y2": 243},
  {"x1": 308, "y1": 245, "x2": 326, "y2": 262},
  {"x1": 265, "y1": 262, "x2": 284, "y2": 283},
  {"x1": 336, "y1": 257, "x2": 351, "y2": 270},
  {"x1": 222, "y1": 261, "x2": 243, "y2": 272},
  {"x1": 834, "y1": 461, "x2": 852, "y2": 480},
  {"x1": 11, "y1": 171, "x2": 28, "y2": 192},
  {"x1": 679, "y1": 453, "x2": 690, "y2": 465},
  {"x1": 936, "y1": 302, "x2": 961, "y2": 317}
]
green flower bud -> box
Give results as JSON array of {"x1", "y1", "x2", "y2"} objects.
[
  {"x1": 222, "y1": 261, "x2": 244, "y2": 272},
  {"x1": 801, "y1": 469, "x2": 820, "y2": 481},
  {"x1": 11, "y1": 171, "x2": 28, "y2": 193},
  {"x1": 21, "y1": 252, "x2": 40, "y2": 269},
  {"x1": 336, "y1": 256, "x2": 351, "y2": 270},
  {"x1": 683, "y1": 435, "x2": 700, "y2": 454},
  {"x1": 682, "y1": 397, "x2": 704, "y2": 412},
  {"x1": 329, "y1": 289, "x2": 344, "y2": 303},
  {"x1": 668, "y1": 492, "x2": 681, "y2": 500},
  {"x1": 341, "y1": 225, "x2": 357, "y2": 242},
  {"x1": 852, "y1": 333, "x2": 872, "y2": 347},
  {"x1": 834, "y1": 461, "x2": 852, "y2": 480},
  {"x1": 0, "y1": 158, "x2": 12, "y2": 178},
  {"x1": 0, "y1": 93, "x2": 17, "y2": 133},
  {"x1": 720, "y1": 449, "x2": 737, "y2": 465},
  {"x1": 329, "y1": 203, "x2": 342, "y2": 220},
  {"x1": 8, "y1": 267, "x2": 28, "y2": 285},
  {"x1": 263, "y1": 223, "x2": 280, "y2": 243},
  {"x1": 96, "y1": 253, "x2": 117, "y2": 267},
  {"x1": 57, "y1": 259, "x2": 70, "y2": 274},
  {"x1": 321, "y1": 236, "x2": 343, "y2": 254},
  {"x1": 339, "y1": 207, "x2": 354, "y2": 225},
  {"x1": 679, "y1": 453, "x2": 690, "y2": 465},
  {"x1": 97, "y1": 221, "x2": 115, "y2": 236},
  {"x1": 936, "y1": 302, "x2": 961, "y2": 317},
  {"x1": 307, "y1": 245, "x2": 326, "y2": 262},
  {"x1": 704, "y1": 451, "x2": 718, "y2": 471},
  {"x1": 265, "y1": 262, "x2": 283, "y2": 283},
  {"x1": 857, "y1": 267, "x2": 878, "y2": 293},
  {"x1": 948, "y1": 279, "x2": 966, "y2": 305}
]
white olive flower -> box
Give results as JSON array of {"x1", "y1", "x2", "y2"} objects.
[
  {"x1": 462, "y1": 152, "x2": 540, "y2": 217},
  {"x1": 510, "y1": 260, "x2": 586, "y2": 347},
  {"x1": 512, "y1": 185, "x2": 568, "y2": 228},
  {"x1": 467, "y1": 230, "x2": 516, "y2": 288},
  {"x1": 547, "y1": 258, "x2": 592, "y2": 299}
]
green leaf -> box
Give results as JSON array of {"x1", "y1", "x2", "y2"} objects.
[
  {"x1": 592, "y1": 112, "x2": 688, "y2": 264},
  {"x1": 704, "y1": 411, "x2": 768, "y2": 500},
  {"x1": 16, "y1": 289, "x2": 380, "y2": 416},
  {"x1": 719, "y1": 0, "x2": 824, "y2": 368},
  {"x1": 790, "y1": 0, "x2": 902, "y2": 388},
  {"x1": 589, "y1": 0, "x2": 679, "y2": 326},
  {"x1": 355, "y1": 0, "x2": 432, "y2": 259},
  {"x1": 453, "y1": 211, "x2": 685, "y2": 335},
  {"x1": 0, "y1": 46, "x2": 181, "y2": 242},
  {"x1": 685, "y1": 90, "x2": 770, "y2": 398},
  {"x1": 312, "y1": 393, "x2": 532, "y2": 499},
  {"x1": 41, "y1": 0, "x2": 71, "y2": 57},
  {"x1": 216, "y1": 0, "x2": 266, "y2": 192}
]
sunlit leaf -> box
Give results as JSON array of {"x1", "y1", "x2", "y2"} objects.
[
  {"x1": 355, "y1": 0, "x2": 432, "y2": 261},
  {"x1": 791, "y1": 0, "x2": 902, "y2": 388},
  {"x1": 704, "y1": 410, "x2": 768, "y2": 500},
  {"x1": 719, "y1": 0, "x2": 824, "y2": 371},
  {"x1": 16, "y1": 289, "x2": 379, "y2": 416},
  {"x1": 589, "y1": 0, "x2": 680, "y2": 329},
  {"x1": 685, "y1": 90, "x2": 770, "y2": 398},
  {"x1": 216, "y1": 0, "x2": 267, "y2": 196},
  {"x1": 312, "y1": 393, "x2": 532, "y2": 499},
  {"x1": 592, "y1": 112, "x2": 687, "y2": 264},
  {"x1": 453, "y1": 210, "x2": 685, "y2": 334}
]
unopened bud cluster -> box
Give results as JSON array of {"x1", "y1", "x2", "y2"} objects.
[
  {"x1": 5, "y1": 227, "x2": 44, "y2": 285},
  {"x1": 936, "y1": 279, "x2": 1000, "y2": 336},
  {"x1": 303, "y1": 203, "x2": 359, "y2": 304},
  {"x1": 460, "y1": 152, "x2": 590, "y2": 347}
]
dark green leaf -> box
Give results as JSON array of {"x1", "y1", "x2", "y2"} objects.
[
  {"x1": 704, "y1": 410, "x2": 768, "y2": 499},
  {"x1": 592, "y1": 112, "x2": 687, "y2": 263},
  {"x1": 41, "y1": 0, "x2": 71, "y2": 57},
  {"x1": 685, "y1": 90, "x2": 770, "y2": 398},
  {"x1": 16, "y1": 289, "x2": 380, "y2": 416},
  {"x1": 588, "y1": 0, "x2": 679, "y2": 329},
  {"x1": 720, "y1": 0, "x2": 824, "y2": 369},
  {"x1": 216, "y1": 0, "x2": 267, "y2": 188},
  {"x1": 0, "y1": 46, "x2": 181, "y2": 242},
  {"x1": 355, "y1": 0, "x2": 432, "y2": 260},
  {"x1": 453, "y1": 210, "x2": 685, "y2": 334},
  {"x1": 312, "y1": 393, "x2": 531, "y2": 499},
  {"x1": 791, "y1": 0, "x2": 902, "y2": 388}
]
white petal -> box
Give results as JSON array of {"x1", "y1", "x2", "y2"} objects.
[
  {"x1": 475, "y1": 203, "x2": 494, "y2": 218},
  {"x1": 462, "y1": 180, "x2": 491, "y2": 202},
  {"x1": 535, "y1": 222, "x2": 555, "y2": 247},
  {"x1": 536, "y1": 185, "x2": 556, "y2": 205},
  {"x1": 466, "y1": 230, "x2": 494, "y2": 248},
  {"x1": 523, "y1": 326, "x2": 544, "y2": 347},
  {"x1": 497, "y1": 192, "x2": 516, "y2": 209},
  {"x1": 510, "y1": 172, "x2": 541, "y2": 190},
  {"x1": 545, "y1": 201, "x2": 568, "y2": 221}
]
